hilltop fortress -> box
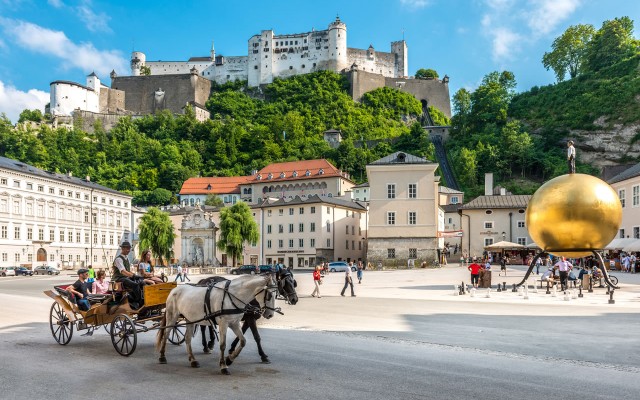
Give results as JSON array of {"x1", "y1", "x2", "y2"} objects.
[{"x1": 48, "y1": 17, "x2": 450, "y2": 130}]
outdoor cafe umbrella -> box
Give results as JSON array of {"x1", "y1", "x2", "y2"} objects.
[{"x1": 484, "y1": 241, "x2": 525, "y2": 251}]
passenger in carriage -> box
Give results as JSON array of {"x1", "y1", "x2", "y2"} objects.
[
  {"x1": 92, "y1": 269, "x2": 110, "y2": 294},
  {"x1": 138, "y1": 249, "x2": 164, "y2": 285},
  {"x1": 68, "y1": 268, "x2": 91, "y2": 311}
]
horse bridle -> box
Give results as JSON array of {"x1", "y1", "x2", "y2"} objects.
[
  {"x1": 276, "y1": 271, "x2": 297, "y2": 304},
  {"x1": 254, "y1": 282, "x2": 282, "y2": 316}
]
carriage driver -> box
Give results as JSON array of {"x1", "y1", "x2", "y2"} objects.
[{"x1": 112, "y1": 241, "x2": 144, "y2": 310}]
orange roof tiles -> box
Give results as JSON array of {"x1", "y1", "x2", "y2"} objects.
[
  {"x1": 254, "y1": 159, "x2": 351, "y2": 183},
  {"x1": 179, "y1": 176, "x2": 252, "y2": 195}
]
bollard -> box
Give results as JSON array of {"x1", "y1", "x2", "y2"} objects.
[
  {"x1": 546, "y1": 281, "x2": 551, "y2": 295},
  {"x1": 552, "y1": 284, "x2": 557, "y2": 297},
  {"x1": 470, "y1": 287, "x2": 476, "y2": 298},
  {"x1": 606, "y1": 285, "x2": 610, "y2": 295},
  {"x1": 485, "y1": 288, "x2": 491, "y2": 298},
  {"x1": 523, "y1": 284, "x2": 529, "y2": 300},
  {"x1": 608, "y1": 288, "x2": 615, "y2": 304},
  {"x1": 578, "y1": 285, "x2": 583, "y2": 298},
  {"x1": 497, "y1": 284, "x2": 502, "y2": 292},
  {"x1": 588, "y1": 277, "x2": 593, "y2": 293},
  {"x1": 531, "y1": 279, "x2": 539, "y2": 294},
  {"x1": 571, "y1": 289, "x2": 578, "y2": 299},
  {"x1": 518, "y1": 286, "x2": 524, "y2": 296},
  {"x1": 461, "y1": 281, "x2": 466, "y2": 295},
  {"x1": 454, "y1": 284, "x2": 459, "y2": 296},
  {"x1": 502, "y1": 282, "x2": 507, "y2": 291},
  {"x1": 563, "y1": 290, "x2": 571, "y2": 301},
  {"x1": 512, "y1": 283, "x2": 517, "y2": 293},
  {"x1": 458, "y1": 285, "x2": 463, "y2": 296}
]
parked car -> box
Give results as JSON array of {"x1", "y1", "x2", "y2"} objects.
[
  {"x1": 327, "y1": 261, "x2": 356, "y2": 272},
  {"x1": 257, "y1": 264, "x2": 277, "y2": 273},
  {"x1": 33, "y1": 265, "x2": 60, "y2": 275},
  {"x1": 230, "y1": 265, "x2": 260, "y2": 275},
  {"x1": 14, "y1": 266, "x2": 33, "y2": 276},
  {"x1": 0, "y1": 267, "x2": 16, "y2": 277}
]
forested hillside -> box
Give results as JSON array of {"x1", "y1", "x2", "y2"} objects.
[{"x1": 0, "y1": 71, "x2": 436, "y2": 206}]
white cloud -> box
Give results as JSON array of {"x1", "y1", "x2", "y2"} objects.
[
  {"x1": 1, "y1": 18, "x2": 128, "y2": 77},
  {"x1": 47, "y1": 0, "x2": 64, "y2": 8},
  {"x1": 491, "y1": 28, "x2": 521, "y2": 61},
  {"x1": 0, "y1": 80, "x2": 49, "y2": 124},
  {"x1": 76, "y1": 0, "x2": 111, "y2": 33},
  {"x1": 526, "y1": 0, "x2": 581, "y2": 35},
  {"x1": 399, "y1": 0, "x2": 431, "y2": 9}
]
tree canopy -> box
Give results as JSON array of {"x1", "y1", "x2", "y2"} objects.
[
  {"x1": 137, "y1": 207, "x2": 176, "y2": 266},
  {"x1": 415, "y1": 68, "x2": 439, "y2": 79},
  {"x1": 216, "y1": 202, "x2": 259, "y2": 267},
  {"x1": 542, "y1": 24, "x2": 595, "y2": 82}
]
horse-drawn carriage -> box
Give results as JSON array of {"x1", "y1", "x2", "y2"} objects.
[{"x1": 44, "y1": 281, "x2": 186, "y2": 356}]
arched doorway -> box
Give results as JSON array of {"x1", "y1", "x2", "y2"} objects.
[{"x1": 37, "y1": 248, "x2": 47, "y2": 262}]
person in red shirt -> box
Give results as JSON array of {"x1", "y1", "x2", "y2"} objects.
[
  {"x1": 468, "y1": 261, "x2": 483, "y2": 288},
  {"x1": 311, "y1": 266, "x2": 322, "y2": 298}
]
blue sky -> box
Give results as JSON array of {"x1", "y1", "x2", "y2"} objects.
[{"x1": 0, "y1": 0, "x2": 638, "y2": 123}]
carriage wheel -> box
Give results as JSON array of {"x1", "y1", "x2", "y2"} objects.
[
  {"x1": 168, "y1": 324, "x2": 186, "y2": 345},
  {"x1": 610, "y1": 275, "x2": 619, "y2": 286},
  {"x1": 49, "y1": 302, "x2": 74, "y2": 345},
  {"x1": 110, "y1": 314, "x2": 137, "y2": 356}
]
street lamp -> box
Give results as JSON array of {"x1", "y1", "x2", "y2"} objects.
[{"x1": 502, "y1": 232, "x2": 506, "y2": 241}]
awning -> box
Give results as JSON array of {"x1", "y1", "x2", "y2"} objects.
[
  {"x1": 622, "y1": 239, "x2": 640, "y2": 252},
  {"x1": 525, "y1": 242, "x2": 541, "y2": 249},
  {"x1": 484, "y1": 240, "x2": 525, "y2": 251},
  {"x1": 604, "y1": 237, "x2": 637, "y2": 250}
]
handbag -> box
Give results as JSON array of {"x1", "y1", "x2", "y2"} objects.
[{"x1": 318, "y1": 279, "x2": 323, "y2": 285}]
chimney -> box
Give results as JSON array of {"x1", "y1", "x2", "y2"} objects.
[
  {"x1": 85, "y1": 176, "x2": 91, "y2": 181},
  {"x1": 500, "y1": 188, "x2": 506, "y2": 196},
  {"x1": 484, "y1": 173, "x2": 493, "y2": 196},
  {"x1": 67, "y1": 171, "x2": 73, "y2": 177}
]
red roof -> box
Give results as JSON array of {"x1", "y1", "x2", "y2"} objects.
[
  {"x1": 253, "y1": 159, "x2": 350, "y2": 182},
  {"x1": 179, "y1": 176, "x2": 251, "y2": 195}
]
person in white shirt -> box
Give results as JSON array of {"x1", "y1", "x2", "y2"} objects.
[
  {"x1": 567, "y1": 140, "x2": 576, "y2": 173},
  {"x1": 340, "y1": 263, "x2": 356, "y2": 297},
  {"x1": 554, "y1": 257, "x2": 573, "y2": 291}
]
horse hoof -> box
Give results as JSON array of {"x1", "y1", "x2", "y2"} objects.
[
  {"x1": 203, "y1": 347, "x2": 211, "y2": 354},
  {"x1": 225, "y1": 356, "x2": 233, "y2": 366},
  {"x1": 159, "y1": 357, "x2": 167, "y2": 364},
  {"x1": 221, "y1": 368, "x2": 230, "y2": 375},
  {"x1": 207, "y1": 341, "x2": 214, "y2": 350},
  {"x1": 191, "y1": 361, "x2": 200, "y2": 368},
  {"x1": 261, "y1": 357, "x2": 271, "y2": 364}
]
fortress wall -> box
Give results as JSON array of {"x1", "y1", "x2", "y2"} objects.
[
  {"x1": 347, "y1": 69, "x2": 386, "y2": 102},
  {"x1": 347, "y1": 49, "x2": 398, "y2": 78},
  {"x1": 99, "y1": 88, "x2": 125, "y2": 113},
  {"x1": 72, "y1": 110, "x2": 136, "y2": 133},
  {"x1": 111, "y1": 74, "x2": 211, "y2": 115},
  {"x1": 384, "y1": 77, "x2": 451, "y2": 118}
]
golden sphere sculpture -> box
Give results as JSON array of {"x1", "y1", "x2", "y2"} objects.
[{"x1": 526, "y1": 173, "x2": 622, "y2": 257}]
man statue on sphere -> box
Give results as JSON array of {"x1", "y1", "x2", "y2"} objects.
[{"x1": 567, "y1": 140, "x2": 576, "y2": 174}]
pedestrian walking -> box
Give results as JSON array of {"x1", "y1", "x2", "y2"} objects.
[
  {"x1": 341, "y1": 263, "x2": 356, "y2": 297},
  {"x1": 311, "y1": 266, "x2": 322, "y2": 298},
  {"x1": 183, "y1": 264, "x2": 191, "y2": 282},
  {"x1": 174, "y1": 264, "x2": 183, "y2": 282},
  {"x1": 554, "y1": 256, "x2": 573, "y2": 291},
  {"x1": 356, "y1": 261, "x2": 363, "y2": 283},
  {"x1": 468, "y1": 260, "x2": 482, "y2": 289}
]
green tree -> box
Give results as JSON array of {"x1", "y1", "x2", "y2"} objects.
[
  {"x1": 585, "y1": 17, "x2": 639, "y2": 72},
  {"x1": 216, "y1": 202, "x2": 259, "y2": 267},
  {"x1": 138, "y1": 207, "x2": 176, "y2": 266},
  {"x1": 18, "y1": 109, "x2": 44, "y2": 123},
  {"x1": 415, "y1": 68, "x2": 439, "y2": 79},
  {"x1": 140, "y1": 65, "x2": 151, "y2": 76},
  {"x1": 542, "y1": 24, "x2": 595, "y2": 81},
  {"x1": 205, "y1": 194, "x2": 225, "y2": 207}
]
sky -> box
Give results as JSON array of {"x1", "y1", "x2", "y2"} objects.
[{"x1": 0, "y1": 0, "x2": 638, "y2": 123}]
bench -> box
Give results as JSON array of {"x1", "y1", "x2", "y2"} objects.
[{"x1": 533, "y1": 278, "x2": 581, "y2": 290}]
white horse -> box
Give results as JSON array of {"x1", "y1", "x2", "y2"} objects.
[{"x1": 156, "y1": 274, "x2": 277, "y2": 375}]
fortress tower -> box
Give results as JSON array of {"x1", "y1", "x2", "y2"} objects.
[
  {"x1": 131, "y1": 51, "x2": 146, "y2": 76},
  {"x1": 327, "y1": 16, "x2": 348, "y2": 72},
  {"x1": 391, "y1": 40, "x2": 408, "y2": 78}
]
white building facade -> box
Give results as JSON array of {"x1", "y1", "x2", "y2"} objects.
[
  {"x1": 131, "y1": 17, "x2": 408, "y2": 87},
  {"x1": 608, "y1": 163, "x2": 640, "y2": 239},
  {"x1": 0, "y1": 156, "x2": 133, "y2": 269}
]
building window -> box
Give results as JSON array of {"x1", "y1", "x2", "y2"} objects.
[
  {"x1": 1, "y1": 225, "x2": 6, "y2": 239},
  {"x1": 311, "y1": 206, "x2": 316, "y2": 214},
  {"x1": 387, "y1": 184, "x2": 396, "y2": 199},
  {"x1": 85, "y1": 232, "x2": 89, "y2": 243},
  {"x1": 0, "y1": 178, "x2": 5, "y2": 185},
  {"x1": 346, "y1": 240, "x2": 349, "y2": 250},
  {"x1": 267, "y1": 240, "x2": 272, "y2": 249},
  {"x1": 299, "y1": 223, "x2": 304, "y2": 232},
  {"x1": 450, "y1": 196, "x2": 459, "y2": 204},
  {"x1": 267, "y1": 225, "x2": 272, "y2": 234},
  {"x1": 77, "y1": 232, "x2": 81, "y2": 243},
  {"x1": 517, "y1": 221, "x2": 525, "y2": 228},
  {"x1": 346, "y1": 226, "x2": 349, "y2": 234},
  {"x1": 619, "y1": 189, "x2": 626, "y2": 207},
  {"x1": 1, "y1": 253, "x2": 6, "y2": 262},
  {"x1": 14, "y1": 180, "x2": 21, "y2": 188},
  {"x1": 484, "y1": 221, "x2": 494, "y2": 229},
  {"x1": 310, "y1": 222, "x2": 316, "y2": 232},
  {"x1": 278, "y1": 239, "x2": 283, "y2": 248},
  {"x1": 485, "y1": 238, "x2": 494, "y2": 246},
  {"x1": 13, "y1": 201, "x2": 20, "y2": 214},
  {"x1": 50, "y1": 229, "x2": 54, "y2": 241},
  {"x1": 37, "y1": 185, "x2": 43, "y2": 192},
  {"x1": 326, "y1": 221, "x2": 331, "y2": 232},
  {"x1": 517, "y1": 237, "x2": 527, "y2": 245},
  {"x1": 289, "y1": 208, "x2": 294, "y2": 215},
  {"x1": 408, "y1": 184, "x2": 417, "y2": 199},
  {"x1": 289, "y1": 224, "x2": 294, "y2": 233},
  {"x1": 409, "y1": 248, "x2": 417, "y2": 258},
  {"x1": 387, "y1": 248, "x2": 396, "y2": 258},
  {"x1": 69, "y1": 231, "x2": 73, "y2": 242},
  {"x1": 39, "y1": 228, "x2": 44, "y2": 240},
  {"x1": 15, "y1": 226, "x2": 20, "y2": 239},
  {"x1": 299, "y1": 207, "x2": 304, "y2": 214},
  {"x1": 310, "y1": 238, "x2": 315, "y2": 247},
  {"x1": 27, "y1": 227, "x2": 33, "y2": 240},
  {"x1": 327, "y1": 207, "x2": 331, "y2": 214},
  {"x1": 288, "y1": 239, "x2": 294, "y2": 248},
  {"x1": 409, "y1": 211, "x2": 417, "y2": 225},
  {"x1": 326, "y1": 239, "x2": 331, "y2": 247},
  {"x1": 37, "y1": 204, "x2": 44, "y2": 217},
  {"x1": 299, "y1": 238, "x2": 304, "y2": 248},
  {"x1": 620, "y1": 229, "x2": 625, "y2": 239},
  {"x1": 267, "y1": 210, "x2": 272, "y2": 217},
  {"x1": 278, "y1": 224, "x2": 283, "y2": 234},
  {"x1": 278, "y1": 209, "x2": 284, "y2": 216},
  {"x1": 633, "y1": 186, "x2": 639, "y2": 206},
  {"x1": 635, "y1": 226, "x2": 640, "y2": 239},
  {"x1": 387, "y1": 212, "x2": 396, "y2": 225}
]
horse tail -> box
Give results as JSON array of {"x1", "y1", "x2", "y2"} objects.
[{"x1": 155, "y1": 313, "x2": 167, "y2": 352}]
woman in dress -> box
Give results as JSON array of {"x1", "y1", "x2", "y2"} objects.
[{"x1": 138, "y1": 249, "x2": 164, "y2": 285}]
